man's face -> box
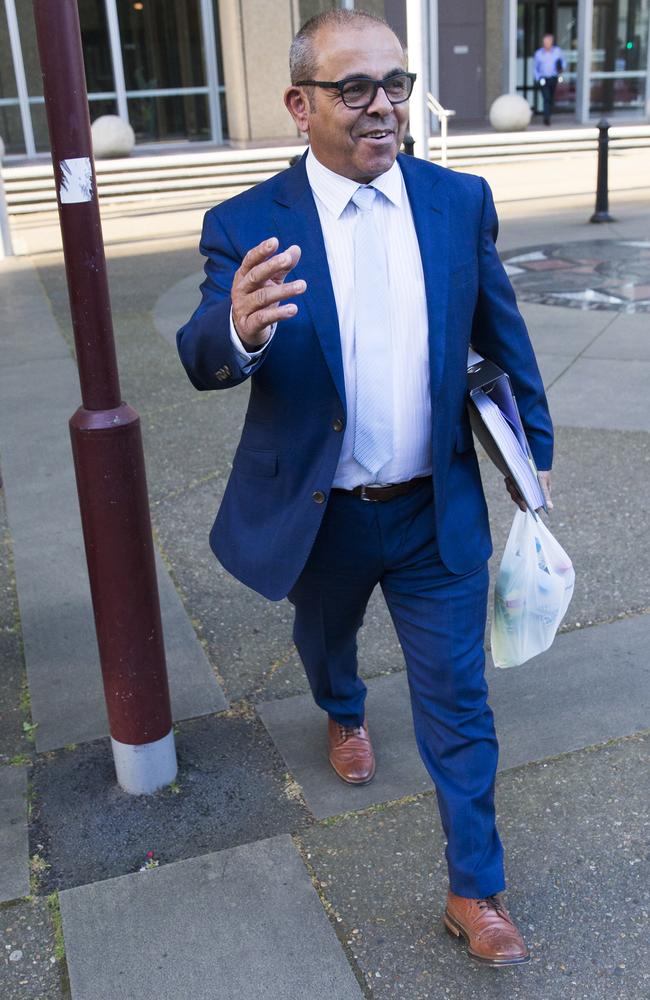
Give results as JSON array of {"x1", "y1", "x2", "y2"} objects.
[
  {"x1": 285, "y1": 23, "x2": 409, "y2": 183},
  {"x1": 543, "y1": 34, "x2": 554, "y2": 50}
]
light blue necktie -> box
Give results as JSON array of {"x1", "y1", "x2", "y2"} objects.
[{"x1": 350, "y1": 186, "x2": 393, "y2": 478}]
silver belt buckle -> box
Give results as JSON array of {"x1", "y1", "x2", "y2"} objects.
[{"x1": 359, "y1": 484, "x2": 384, "y2": 502}]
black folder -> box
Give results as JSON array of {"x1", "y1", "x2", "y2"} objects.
[{"x1": 467, "y1": 351, "x2": 547, "y2": 514}]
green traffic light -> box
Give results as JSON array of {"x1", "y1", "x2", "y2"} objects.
[{"x1": 626, "y1": 41, "x2": 634, "y2": 49}]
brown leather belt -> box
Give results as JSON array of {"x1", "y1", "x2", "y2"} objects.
[{"x1": 332, "y1": 475, "x2": 430, "y2": 502}]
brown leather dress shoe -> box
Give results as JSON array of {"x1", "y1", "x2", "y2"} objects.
[
  {"x1": 444, "y1": 890, "x2": 530, "y2": 966},
  {"x1": 327, "y1": 717, "x2": 376, "y2": 785}
]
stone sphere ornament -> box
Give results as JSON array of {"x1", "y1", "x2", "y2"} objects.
[
  {"x1": 90, "y1": 115, "x2": 135, "y2": 159},
  {"x1": 489, "y1": 95, "x2": 532, "y2": 132}
]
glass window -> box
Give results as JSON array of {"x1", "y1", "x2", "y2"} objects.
[
  {"x1": 117, "y1": 0, "x2": 206, "y2": 91},
  {"x1": 127, "y1": 92, "x2": 210, "y2": 143},
  {"x1": 0, "y1": 2, "x2": 18, "y2": 99},
  {"x1": 29, "y1": 101, "x2": 50, "y2": 153},
  {"x1": 298, "y1": 0, "x2": 338, "y2": 27},
  {"x1": 591, "y1": 0, "x2": 649, "y2": 113},
  {"x1": 79, "y1": 0, "x2": 115, "y2": 95},
  {"x1": 12, "y1": 0, "x2": 115, "y2": 153},
  {"x1": 0, "y1": 104, "x2": 25, "y2": 156},
  {"x1": 88, "y1": 96, "x2": 119, "y2": 126},
  {"x1": 0, "y1": 0, "x2": 25, "y2": 153}
]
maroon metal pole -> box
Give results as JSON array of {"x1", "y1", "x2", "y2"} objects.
[{"x1": 33, "y1": 0, "x2": 176, "y2": 793}]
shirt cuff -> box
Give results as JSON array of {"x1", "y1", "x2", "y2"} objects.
[{"x1": 229, "y1": 310, "x2": 276, "y2": 366}]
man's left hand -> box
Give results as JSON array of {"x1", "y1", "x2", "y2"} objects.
[
  {"x1": 538, "y1": 470, "x2": 553, "y2": 509},
  {"x1": 504, "y1": 470, "x2": 553, "y2": 511}
]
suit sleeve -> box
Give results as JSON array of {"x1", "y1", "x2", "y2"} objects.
[
  {"x1": 471, "y1": 178, "x2": 554, "y2": 471},
  {"x1": 176, "y1": 207, "x2": 270, "y2": 391}
]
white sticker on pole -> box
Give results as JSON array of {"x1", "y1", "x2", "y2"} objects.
[{"x1": 59, "y1": 157, "x2": 93, "y2": 204}]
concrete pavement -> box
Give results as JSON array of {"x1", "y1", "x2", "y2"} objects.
[{"x1": 0, "y1": 183, "x2": 648, "y2": 1000}]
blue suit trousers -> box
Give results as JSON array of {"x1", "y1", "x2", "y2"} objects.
[{"x1": 288, "y1": 481, "x2": 505, "y2": 898}]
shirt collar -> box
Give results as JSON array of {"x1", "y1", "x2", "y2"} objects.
[{"x1": 305, "y1": 148, "x2": 403, "y2": 218}]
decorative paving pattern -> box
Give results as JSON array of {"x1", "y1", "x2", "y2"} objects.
[{"x1": 502, "y1": 240, "x2": 650, "y2": 312}]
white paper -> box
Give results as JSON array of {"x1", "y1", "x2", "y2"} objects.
[
  {"x1": 59, "y1": 157, "x2": 93, "y2": 204},
  {"x1": 471, "y1": 389, "x2": 546, "y2": 512}
]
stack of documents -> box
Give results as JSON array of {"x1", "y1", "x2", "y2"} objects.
[{"x1": 467, "y1": 354, "x2": 547, "y2": 514}]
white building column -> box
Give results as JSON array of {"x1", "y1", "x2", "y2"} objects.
[
  {"x1": 406, "y1": 0, "x2": 431, "y2": 155},
  {"x1": 5, "y1": 0, "x2": 36, "y2": 157},
  {"x1": 646, "y1": 8, "x2": 650, "y2": 118},
  {"x1": 104, "y1": 0, "x2": 128, "y2": 121},
  {"x1": 502, "y1": 0, "x2": 517, "y2": 95},
  {"x1": 576, "y1": 0, "x2": 593, "y2": 123},
  {"x1": 200, "y1": 0, "x2": 224, "y2": 143}
]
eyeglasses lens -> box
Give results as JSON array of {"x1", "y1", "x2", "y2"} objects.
[{"x1": 341, "y1": 74, "x2": 411, "y2": 108}]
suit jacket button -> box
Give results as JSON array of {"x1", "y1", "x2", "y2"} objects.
[
  {"x1": 332, "y1": 418, "x2": 344, "y2": 432},
  {"x1": 312, "y1": 490, "x2": 326, "y2": 504}
]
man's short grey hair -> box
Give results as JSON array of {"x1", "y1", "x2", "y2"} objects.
[{"x1": 289, "y1": 9, "x2": 404, "y2": 85}]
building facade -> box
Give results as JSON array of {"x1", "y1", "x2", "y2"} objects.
[{"x1": 1, "y1": 0, "x2": 649, "y2": 159}]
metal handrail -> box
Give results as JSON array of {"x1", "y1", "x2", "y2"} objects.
[{"x1": 427, "y1": 94, "x2": 456, "y2": 167}]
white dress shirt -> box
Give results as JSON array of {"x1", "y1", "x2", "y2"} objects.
[{"x1": 231, "y1": 149, "x2": 432, "y2": 487}]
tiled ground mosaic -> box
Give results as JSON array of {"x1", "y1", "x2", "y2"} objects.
[{"x1": 502, "y1": 239, "x2": 650, "y2": 312}]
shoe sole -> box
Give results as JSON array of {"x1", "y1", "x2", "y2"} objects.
[
  {"x1": 443, "y1": 911, "x2": 531, "y2": 967},
  {"x1": 328, "y1": 757, "x2": 376, "y2": 785}
]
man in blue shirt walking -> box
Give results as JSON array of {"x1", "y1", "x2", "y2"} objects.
[{"x1": 534, "y1": 33, "x2": 565, "y2": 125}]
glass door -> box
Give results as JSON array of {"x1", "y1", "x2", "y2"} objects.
[
  {"x1": 517, "y1": 0, "x2": 577, "y2": 115},
  {"x1": 117, "y1": 0, "x2": 211, "y2": 144},
  {"x1": 590, "y1": 0, "x2": 649, "y2": 115}
]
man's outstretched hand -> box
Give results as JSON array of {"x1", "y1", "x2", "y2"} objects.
[
  {"x1": 232, "y1": 237, "x2": 305, "y2": 351},
  {"x1": 505, "y1": 470, "x2": 553, "y2": 512}
]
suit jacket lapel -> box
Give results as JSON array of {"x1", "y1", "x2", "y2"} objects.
[
  {"x1": 399, "y1": 154, "x2": 449, "y2": 395},
  {"x1": 272, "y1": 157, "x2": 347, "y2": 409}
]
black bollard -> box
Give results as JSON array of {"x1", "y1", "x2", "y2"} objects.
[
  {"x1": 403, "y1": 133, "x2": 415, "y2": 156},
  {"x1": 590, "y1": 119, "x2": 614, "y2": 223}
]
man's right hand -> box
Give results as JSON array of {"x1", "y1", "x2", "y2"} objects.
[{"x1": 232, "y1": 237, "x2": 306, "y2": 352}]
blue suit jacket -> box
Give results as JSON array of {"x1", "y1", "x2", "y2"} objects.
[{"x1": 177, "y1": 153, "x2": 553, "y2": 600}]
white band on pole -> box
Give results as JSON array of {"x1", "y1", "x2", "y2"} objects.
[
  {"x1": 0, "y1": 165, "x2": 14, "y2": 258},
  {"x1": 111, "y1": 729, "x2": 178, "y2": 795}
]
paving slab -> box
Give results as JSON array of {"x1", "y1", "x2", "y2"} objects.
[
  {"x1": 59, "y1": 834, "x2": 364, "y2": 1000},
  {"x1": 0, "y1": 487, "x2": 29, "y2": 766},
  {"x1": 519, "y1": 301, "x2": 613, "y2": 357},
  {"x1": 300, "y1": 733, "x2": 650, "y2": 1000},
  {"x1": 0, "y1": 897, "x2": 68, "y2": 1000},
  {"x1": 258, "y1": 614, "x2": 649, "y2": 820},
  {"x1": 0, "y1": 765, "x2": 29, "y2": 902},
  {"x1": 546, "y1": 357, "x2": 650, "y2": 432},
  {"x1": 154, "y1": 476, "x2": 404, "y2": 703},
  {"x1": 152, "y1": 270, "x2": 202, "y2": 348},
  {"x1": 481, "y1": 425, "x2": 650, "y2": 632},
  {"x1": 582, "y1": 310, "x2": 650, "y2": 361},
  {"x1": 533, "y1": 352, "x2": 575, "y2": 389},
  {"x1": 0, "y1": 260, "x2": 226, "y2": 752},
  {"x1": 29, "y1": 713, "x2": 311, "y2": 893},
  {"x1": 153, "y1": 421, "x2": 650, "y2": 707}
]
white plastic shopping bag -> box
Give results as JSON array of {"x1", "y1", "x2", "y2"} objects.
[{"x1": 491, "y1": 509, "x2": 575, "y2": 668}]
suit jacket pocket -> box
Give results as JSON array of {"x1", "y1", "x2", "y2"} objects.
[{"x1": 232, "y1": 447, "x2": 278, "y2": 478}]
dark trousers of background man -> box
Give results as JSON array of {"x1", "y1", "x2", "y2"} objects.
[{"x1": 539, "y1": 76, "x2": 558, "y2": 124}]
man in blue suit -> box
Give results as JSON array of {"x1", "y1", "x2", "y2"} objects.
[{"x1": 177, "y1": 8, "x2": 553, "y2": 967}]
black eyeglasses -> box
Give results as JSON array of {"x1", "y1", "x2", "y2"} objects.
[{"x1": 294, "y1": 72, "x2": 416, "y2": 109}]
